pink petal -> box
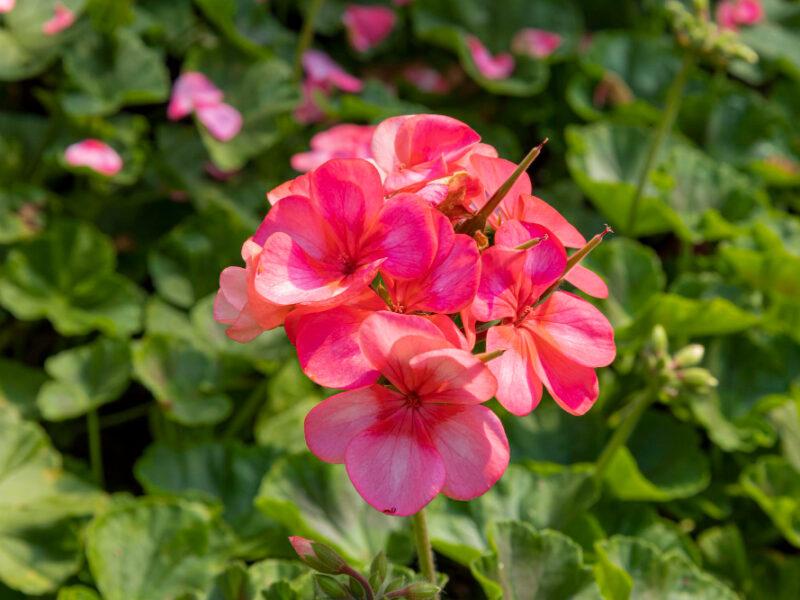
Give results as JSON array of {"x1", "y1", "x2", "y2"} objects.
[
  {"x1": 736, "y1": 0, "x2": 764, "y2": 25},
  {"x1": 196, "y1": 102, "x2": 242, "y2": 142},
  {"x1": 426, "y1": 314, "x2": 471, "y2": 351},
  {"x1": 486, "y1": 324, "x2": 543, "y2": 416},
  {"x1": 42, "y1": 3, "x2": 75, "y2": 35},
  {"x1": 410, "y1": 348, "x2": 497, "y2": 404},
  {"x1": 565, "y1": 264, "x2": 609, "y2": 298},
  {"x1": 0, "y1": 0, "x2": 16, "y2": 13},
  {"x1": 305, "y1": 385, "x2": 406, "y2": 463},
  {"x1": 345, "y1": 408, "x2": 446, "y2": 516},
  {"x1": 302, "y1": 49, "x2": 363, "y2": 92},
  {"x1": 471, "y1": 246, "x2": 526, "y2": 322},
  {"x1": 468, "y1": 154, "x2": 531, "y2": 226},
  {"x1": 64, "y1": 139, "x2": 122, "y2": 177},
  {"x1": 254, "y1": 194, "x2": 331, "y2": 259},
  {"x1": 167, "y1": 72, "x2": 224, "y2": 120},
  {"x1": 528, "y1": 291, "x2": 615, "y2": 368},
  {"x1": 342, "y1": 5, "x2": 396, "y2": 53},
  {"x1": 402, "y1": 65, "x2": 451, "y2": 94},
  {"x1": 494, "y1": 221, "x2": 566, "y2": 301},
  {"x1": 266, "y1": 173, "x2": 311, "y2": 205},
  {"x1": 466, "y1": 35, "x2": 514, "y2": 80},
  {"x1": 294, "y1": 303, "x2": 383, "y2": 389},
  {"x1": 362, "y1": 194, "x2": 437, "y2": 280},
  {"x1": 218, "y1": 266, "x2": 248, "y2": 312},
  {"x1": 511, "y1": 29, "x2": 562, "y2": 59},
  {"x1": 382, "y1": 156, "x2": 450, "y2": 194},
  {"x1": 423, "y1": 404, "x2": 509, "y2": 500},
  {"x1": 290, "y1": 124, "x2": 376, "y2": 172},
  {"x1": 716, "y1": 1, "x2": 739, "y2": 29},
  {"x1": 512, "y1": 194, "x2": 586, "y2": 248},
  {"x1": 213, "y1": 288, "x2": 242, "y2": 325}
]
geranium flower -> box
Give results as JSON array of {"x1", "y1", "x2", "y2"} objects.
[
  {"x1": 472, "y1": 222, "x2": 615, "y2": 416},
  {"x1": 291, "y1": 124, "x2": 376, "y2": 172},
  {"x1": 402, "y1": 65, "x2": 451, "y2": 94},
  {"x1": 716, "y1": 0, "x2": 764, "y2": 29},
  {"x1": 167, "y1": 72, "x2": 242, "y2": 142},
  {"x1": 42, "y1": 3, "x2": 75, "y2": 35},
  {"x1": 371, "y1": 114, "x2": 481, "y2": 193},
  {"x1": 511, "y1": 28, "x2": 562, "y2": 59},
  {"x1": 0, "y1": 0, "x2": 16, "y2": 13},
  {"x1": 304, "y1": 312, "x2": 508, "y2": 516},
  {"x1": 213, "y1": 240, "x2": 293, "y2": 342},
  {"x1": 195, "y1": 102, "x2": 242, "y2": 142},
  {"x1": 342, "y1": 5, "x2": 396, "y2": 53},
  {"x1": 465, "y1": 35, "x2": 514, "y2": 80},
  {"x1": 252, "y1": 158, "x2": 437, "y2": 306},
  {"x1": 64, "y1": 140, "x2": 122, "y2": 177},
  {"x1": 288, "y1": 210, "x2": 479, "y2": 389},
  {"x1": 296, "y1": 50, "x2": 363, "y2": 124}
]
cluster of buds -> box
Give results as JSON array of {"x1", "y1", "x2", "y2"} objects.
[
  {"x1": 214, "y1": 114, "x2": 616, "y2": 515},
  {"x1": 291, "y1": 537, "x2": 439, "y2": 600},
  {"x1": 666, "y1": 0, "x2": 759, "y2": 65},
  {"x1": 645, "y1": 325, "x2": 718, "y2": 403}
]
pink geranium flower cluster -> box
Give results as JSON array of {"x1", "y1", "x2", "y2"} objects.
[
  {"x1": 716, "y1": 0, "x2": 764, "y2": 30},
  {"x1": 168, "y1": 72, "x2": 243, "y2": 142},
  {"x1": 215, "y1": 114, "x2": 615, "y2": 515},
  {"x1": 467, "y1": 28, "x2": 563, "y2": 81}
]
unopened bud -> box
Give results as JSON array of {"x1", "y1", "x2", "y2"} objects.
[
  {"x1": 651, "y1": 325, "x2": 668, "y2": 355},
  {"x1": 673, "y1": 344, "x2": 704, "y2": 368},
  {"x1": 288, "y1": 537, "x2": 347, "y2": 574},
  {"x1": 384, "y1": 577, "x2": 406, "y2": 593},
  {"x1": 404, "y1": 581, "x2": 441, "y2": 600},
  {"x1": 314, "y1": 574, "x2": 349, "y2": 598},
  {"x1": 678, "y1": 367, "x2": 718, "y2": 388},
  {"x1": 473, "y1": 230, "x2": 489, "y2": 251},
  {"x1": 369, "y1": 551, "x2": 387, "y2": 590}
]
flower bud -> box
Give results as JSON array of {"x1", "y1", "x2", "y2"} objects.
[
  {"x1": 404, "y1": 581, "x2": 441, "y2": 600},
  {"x1": 678, "y1": 367, "x2": 719, "y2": 389},
  {"x1": 369, "y1": 551, "x2": 387, "y2": 591},
  {"x1": 288, "y1": 536, "x2": 347, "y2": 574},
  {"x1": 314, "y1": 574, "x2": 349, "y2": 598},
  {"x1": 650, "y1": 325, "x2": 668, "y2": 355},
  {"x1": 673, "y1": 344, "x2": 704, "y2": 368}
]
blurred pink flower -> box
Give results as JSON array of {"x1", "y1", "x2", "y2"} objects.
[
  {"x1": 716, "y1": 0, "x2": 764, "y2": 29},
  {"x1": 512, "y1": 28, "x2": 562, "y2": 59},
  {"x1": 167, "y1": 72, "x2": 224, "y2": 121},
  {"x1": 304, "y1": 312, "x2": 508, "y2": 516},
  {"x1": 291, "y1": 124, "x2": 376, "y2": 172},
  {"x1": 402, "y1": 65, "x2": 451, "y2": 93},
  {"x1": 465, "y1": 35, "x2": 514, "y2": 80},
  {"x1": 0, "y1": 0, "x2": 16, "y2": 13},
  {"x1": 42, "y1": 3, "x2": 75, "y2": 35},
  {"x1": 64, "y1": 139, "x2": 122, "y2": 177},
  {"x1": 196, "y1": 102, "x2": 242, "y2": 142},
  {"x1": 342, "y1": 5, "x2": 396, "y2": 53},
  {"x1": 302, "y1": 49, "x2": 363, "y2": 93}
]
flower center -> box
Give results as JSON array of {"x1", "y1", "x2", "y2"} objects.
[
  {"x1": 406, "y1": 391, "x2": 422, "y2": 408},
  {"x1": 338, "y1": 253, "x2": 357, "y2": 275}
]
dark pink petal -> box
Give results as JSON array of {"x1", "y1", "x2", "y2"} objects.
[
  {"x1": 459, "y1": 307, "x2": 477, "y2": 350},
  {"x1": 345, "y1": 408, "x2": 445, "y2": 516},
  {"x1": 363, "y1": 194, "x2": 437, "y2": 280},
  {"x1": 423, "y1": 404, "x2": 509, "y2": 500},
  {"x1": 736, "y1": 0, "x2": 764, "y2": 25},
  {"x1": 196, "y1": 102, "x2": 242, "y2": 142},
  {"x1": 64, "y1": 139, "x2": 122, "y2": 177},
  {"x1": 511, "y1": 29, "x2": 562, "y2": 59},
  {"x1": 565, "y1": 264, "x2": 609, "y2": 298},
  {"x1": 399, "y1": 114, "x2": 481, "y2": 166},
  {"x1": 528, "y1": 335, "x2": 599, "y2": 416},
  {"x1": 305, "y1": 386, "x2": 405, "y2": 463},
  {"x1": 466, "y1": 35, "x2": 514, "y2": 80},
  {"x1": 342, "y1": 5, "x2": 396, "y2": 53},
  {"x1": 486, "y1": 324, "x2": 543, "y2": 416},
  {"x1": 266, "y1": 173, "x2": 311, "y2": 205},
  {"x1": 513, "y1": 194, "x2": 586, "y2": 248},
  {"x1": 167, "y1": 72, "x2": 224, "y2": 120},
  {"x1": 294, "y1": 303, "x2": 383, "y2": 389},
  {"x1": 290, "y1": 124, "x2": 375, "y2": 172},
  {"x1": 254, "y1": 195, "x2": 331, "y2": 258},
  {"x1": 528, "y1": 291, "x2": 615, "y2": 367},
  {"x1": 472, "y1": 246, "x2": 526, "y2": 322},
  {"x1": 494, "y1": 221, "x2": 566, "y2": 302},
  {"x1": 426, "y1": 314, "x2": 471, "y2": 351},
  {"x1": 468, "y1": 154, "x2": 531, "y2": 226},
  {"x1": 410, "y1": 348, "x2": 497, "y2": 404},
  {"x1": 42, "y1": 2, "x2": 74, "y2": 35}
]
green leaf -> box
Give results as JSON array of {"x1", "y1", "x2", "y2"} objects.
[
  {"x1": 749, "y1": 551, "x2": 800, "y2": 600},
  {"x1": 768, "y1": 396, "x2": 800, "y2": 472},
  {"x1": 740, "y1": 455, "x2": 800, "y2": 547},
  {"x1": 56, "y1": 585, "x2": 101, "y2": 600},
  {"x1": 594, "y1": 536, "x2": 738, "y2": 600},
  {"x1": 61, "y1": 29, "x2": 170, "y2": 116},
  {"x1": 132, "y1": 335, "x2": 232, "y2": 426},
  {"x1": 0, "y1": 221, "x2": 144, "y2": 337},
  {"x1": 0, "y1": 411, "x2": 104, "y2": 594},
  {"x1": 0, "y1": 358, "x2": 46, "y2": 421},
  {"x1": 210, "y1": 559, "x2": 311, "y2": 600},
  {"x1": 86, "y1": 497, "x2": 234, "y2": 600},
  {"x1": 470, "y1": 520, "x2": 600, "y2": 600},
  {"x1": 697, "y1": 524, "x2": 750, "y2": 593},
  {"x1": 135, "y1": 441, "x2": 287, "y2": 559},
  {"x1": 37, "y1": 337, "x2": 131, "y2": 421},
  {"x1": 602, "y1": 411, "x2": 710, "y2": 501},
  {"x1": 428, "y1": 463, "x2": 599, "y2": 565},
  {"x1": 184, "y1": 47, "x2": 299, "y2": 170},
  {"x1": 255, "y1": 453, "x2": 409, "y2": 565}
]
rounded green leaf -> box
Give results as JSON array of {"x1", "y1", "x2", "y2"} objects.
[{"x1": 740, "y1": 455, "x2": 800, "y2": 547}]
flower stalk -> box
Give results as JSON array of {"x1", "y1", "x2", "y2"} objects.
[
  {"x1": 412, "y1": 509, "x2": 437, "y2": 588},
  {"x1": 593, "y1": 388, "x2": 655, "y2": 481},
  {"x1": 87, "y1": 409, "x2": 104, "y2": 488}
]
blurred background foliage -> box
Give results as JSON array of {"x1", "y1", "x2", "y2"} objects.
[{"x1": 0, "y1": 0, "x2": 799, "y2": 598}]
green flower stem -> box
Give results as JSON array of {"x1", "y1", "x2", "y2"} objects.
[
  {"x1": 294, "y1": 0, "x2": 325, "y2": 80},
  {"x1": 593, "y1": 388, "x2": 655, "y2": 482},
  {"x1": 99, "y1": 402, "x2": 153, "y2": 430},
  {"x1": 626, "y1": 51, "x2": 693, "y2": 235},
  {"x1": 412, "y1": 509, "x2": 437, "y2": 587},
  {"x1": 87, "y1": 409, "x2": 105, "y2": 488}
]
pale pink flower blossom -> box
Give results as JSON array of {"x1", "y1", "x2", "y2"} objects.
[
  {"x1": 342, "y1": 5, "x2": 396, "y2": 53},
  {"x1": 465, "y1": 35, "x2": 514, "y2": 80},
  {"x1": 64, "y1": 139, "x2": 122, "y2": 177},
  {"x1": 402, "y1": 65, "x2": 451, "y2": 94},
  {"x1": 42, "y1": 3, "x2": 75, "y2": 35},
  {"x1": 511, "y1": 28, "x2": 562, "y2": 59},
  {"x1": 291, "y1": 124, "x2": 376, "y2": 172}
]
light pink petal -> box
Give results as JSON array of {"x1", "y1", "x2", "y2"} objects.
[
  {"x1": 345, "y1": 408, "x2": 445, "y2": 516},
  {"x1": 266, "y1": 173, "x2": 311, "y2": 205},
  {"x1": 382, "y1": 156, "x2": 450, "y2": 194},
  {"x1": 399, "y1": 114, "x2": 481, "y2": 166},
  {"x1": 42, "y1": 3, "x2": 75, "y2": 35},
  {"x1": 370, "y1": 115, "x2": 409, "y2": 173},
  {"x1": 513, "y1": 194, "x2": 586, "y2": 248},
  {"x1": 342, "y1": 5, "x2": 396, "y2": 53},
  {"x1": 511, "y1": 29, "x2": 562, "y2": 59},
  {"x1": 486, "y1": 324, "x2": 543, "y2": 416},
  {"x1": 302, "y1": 49, "x2": 363, "y2": 92},
  {"x1": 167, "y1": 72, "x2": 224, "y2": 120},
  {"x1": 290, "y1": 124, "x2": 375, "y2": 172},
  {"x1": 0, "y1": 0, "x2": 15, "y2": 13},
  {"x1": 196, "y1": 102, "x2": 242, "y2": 142},
  {"x1": 426, "y1": 314, "x2": 470, "y2": 351},
  {"x1": 225, "y1": 306, "x2": 267, "y2": 343},
  {"x1": 305, "y1": 386, "x2": 406, "y2": 463},
  {"x1": 294, "y1": 303, "x2": 383, "y2": 389},
  {"x1": 423, "y1": 404, "x2": 509, "y2": 500},
  {"x1": 363, "y1": 194, "x2": 437, "y2": 280},
  {"x1": 565, "y1": 264, "x2": 609, "y2": 298},
  {"x1": 411, "y1": 348, "x2": 497, "y2": 404},
  {"x1": 213, "y1": 288, "x2": 241, "y2": 325},
  {"x1": 528, "y1": 291, "x2": 615, "y2": 368},
  {"x1": 466, "y1": 35, "x2": 514, "y2": 80},
  {"x1": 528, "y1": 334, "x2": 599, "y2": 416},
  {"x1": 64, "y1": 139, "x2": 122, "y2": 177},
  {"x1": 219, "y1": 266, "x2": 248, "y2": 312}
]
